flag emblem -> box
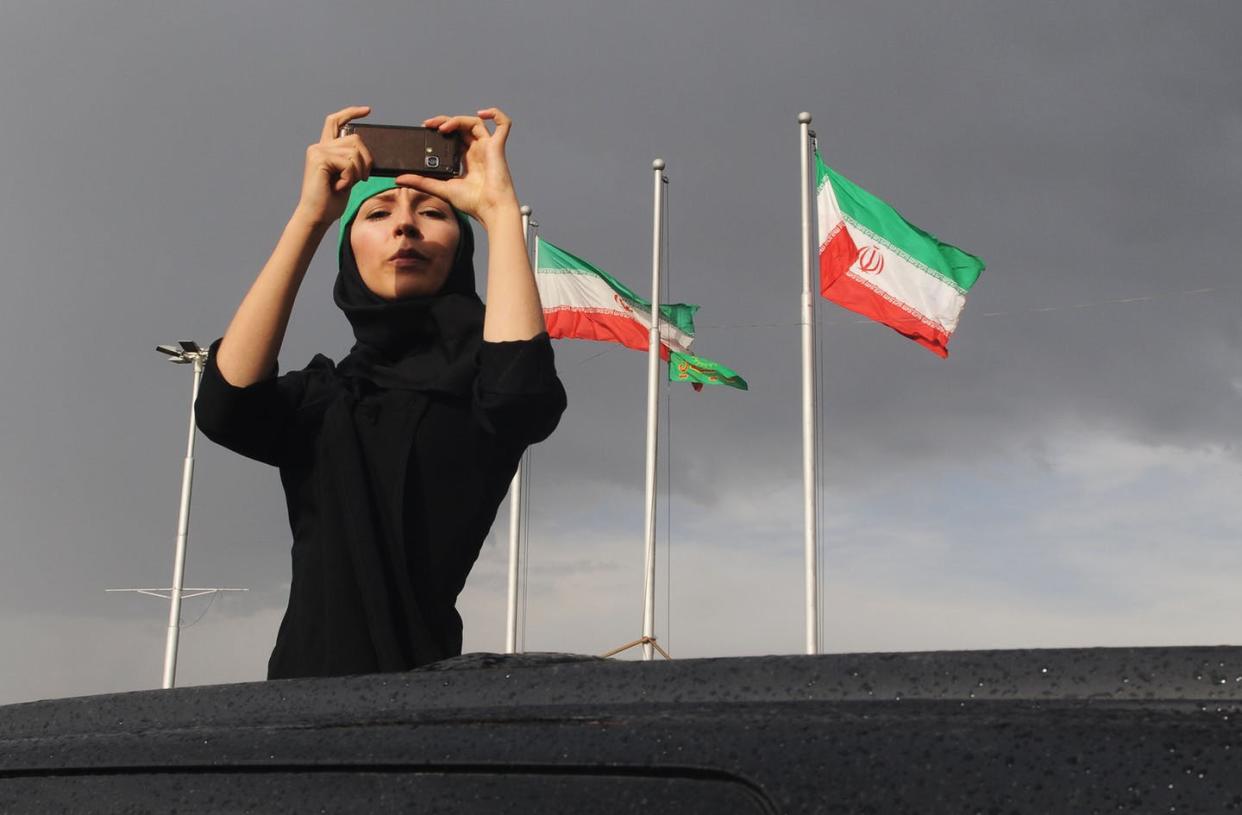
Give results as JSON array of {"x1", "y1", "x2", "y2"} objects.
[{"x1": 857, "y1": 245, "x2": 885, "y2": 274}]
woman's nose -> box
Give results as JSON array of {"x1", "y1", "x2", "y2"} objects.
[{"x1": 393, "y1": 218, "x2": 420, "y2": 238}]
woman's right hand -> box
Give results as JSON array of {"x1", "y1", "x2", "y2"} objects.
[{"x1": 293, "y1": 106, "x2": 375, "y2": 227}]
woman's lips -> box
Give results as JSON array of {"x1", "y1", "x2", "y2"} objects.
[{"x1": 390, "y1": 248, "x2": 430, "y2": 267}]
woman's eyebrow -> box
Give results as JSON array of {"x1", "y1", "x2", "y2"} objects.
[
  {"x1": 365, "y1": 192, "x2": 400, "y2": 208},
  {"x1": 364, "y1": 192, "x2": 438, "y2": 210}
]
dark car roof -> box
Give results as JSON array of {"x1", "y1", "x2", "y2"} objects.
[{"x1": 3, "y1": 646, "x2": 1241, "y2": 813}]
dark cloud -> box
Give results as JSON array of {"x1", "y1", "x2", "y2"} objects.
[{"x1": 0, "y1": 0, "x2": 1239, "y2": 703}]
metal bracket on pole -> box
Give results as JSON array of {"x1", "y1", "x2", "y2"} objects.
[
  {"x1": 108, "y1": 586, "x2": 249, "y2": 684},
  {"x1": 108, "y1": 588, "x2": 248, "y2": 601}
]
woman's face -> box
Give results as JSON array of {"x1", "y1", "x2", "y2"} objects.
[{"x1": 350, "y1": 188, "x2": 460, "y2": 300}]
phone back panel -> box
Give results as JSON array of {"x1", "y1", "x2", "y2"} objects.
[{"x1": 340, "y1": 124, "x2": 462, "y2": 178}]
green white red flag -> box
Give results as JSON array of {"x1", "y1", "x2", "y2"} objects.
[
  {"x1": 534, "y1": 237, "x2": 747, "y2": 390},
  {"x1": 816, "y1": 152, "x2": 985, "y2": 357}
]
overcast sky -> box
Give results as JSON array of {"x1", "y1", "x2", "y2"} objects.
[{"x1": 0, "y1": 1, "x2": 1238, "y2": 705}]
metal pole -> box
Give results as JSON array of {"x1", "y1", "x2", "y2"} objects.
[
  {"x1": 505, "y1": 205, "x2": 534, "y2": 654},
  {"x1": 162, "y1": 355, "x2": 204, "y2": 688},
  {"x1": 798, "y1": 112, "x2": 819, "y2": 655},
  {"x1": 641, "y1": 159, "x2": 666, "y2": 661}
]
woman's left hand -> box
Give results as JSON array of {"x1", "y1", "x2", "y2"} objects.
[{"x1": 395, "y1": 107, "x2": 519, "y2": 229}]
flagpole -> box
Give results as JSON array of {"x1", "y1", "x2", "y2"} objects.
[
  {"x1": 798, "y1": 112, "x2": 819, "y2": 655},
  {"x1": 505, "y1": 205, "x2": 534, "y2": 654},
  {"x1": 641, "y1": 158, "x2": 667, "y2": 662}
]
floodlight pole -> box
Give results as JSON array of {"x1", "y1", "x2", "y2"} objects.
[
  {"x1": 108, "y1": 342, "x2": 246, "y2": 689},
  {"x1": 161, "y1": 344, "x2": 206, "y2": 689}
]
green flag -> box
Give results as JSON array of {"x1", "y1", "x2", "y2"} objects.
[{"x1": 667, "y1": 350, "x2": 748, "y2": 391}]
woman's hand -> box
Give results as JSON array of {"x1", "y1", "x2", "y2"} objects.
[
  {"x1": 293, "y1": 106, "x2": 375, "y2": 227},
  {"x1": 400, "y1": 109, "x2": 543, "y2": 341},
  {"x1": 395, "y1": 108, "x2": 519, "y2": 229}
]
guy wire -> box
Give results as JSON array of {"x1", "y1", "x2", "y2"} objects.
[
  {"x1": 180, "y1": 589, "x2": 218, "y2": 629},
  {"x1": 816, "y1": 268, "x2": 827, "y2": 654},
  {"x1": 663, "y1": 171, "x2": 673, "y2": 656},
  {"x1": 812, "y1": 133, "x2": 827, "y2": 654},
  {"x1": 695, "y1": 285, "x2": 1226, "y2": 331}
]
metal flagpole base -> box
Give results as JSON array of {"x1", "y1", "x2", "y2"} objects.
[{"x1": 600, "y1": 636, "x2": 672, "y2": 660}]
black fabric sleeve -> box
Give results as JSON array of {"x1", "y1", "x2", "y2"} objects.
[
  {"x1": 194, "y1": 338, "x2": 309, "y2": 467},
  {"x1": 473, "y1": 332, "x2": 567, "y2": 445}
]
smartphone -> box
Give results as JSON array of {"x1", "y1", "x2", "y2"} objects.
[{"x1": 338, "y1": 123, "x2": 462, "y2": 178}]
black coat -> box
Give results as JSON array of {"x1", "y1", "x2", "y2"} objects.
[{"x1": 195, "y1": 334, "x2": 566, "y2": 679}]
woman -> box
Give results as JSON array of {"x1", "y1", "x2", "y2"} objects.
[{"x1": 195, "y1": 106, "x2": 566, "y2": 679}]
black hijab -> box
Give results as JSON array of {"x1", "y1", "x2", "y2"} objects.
[
  {"x1": 317, "y1": 183, "x2": 485, "y2": 671},
  {"x1": 333, "y1": 184, "x2": 485, "y2": 395}
]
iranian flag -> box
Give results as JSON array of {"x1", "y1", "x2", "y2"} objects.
[
  {"x1": 816, "y1": 152, "x2": 985, "y2": 358},
  {"x1": 535, "y1": 237, "x2": 747, "y2": 390}
]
